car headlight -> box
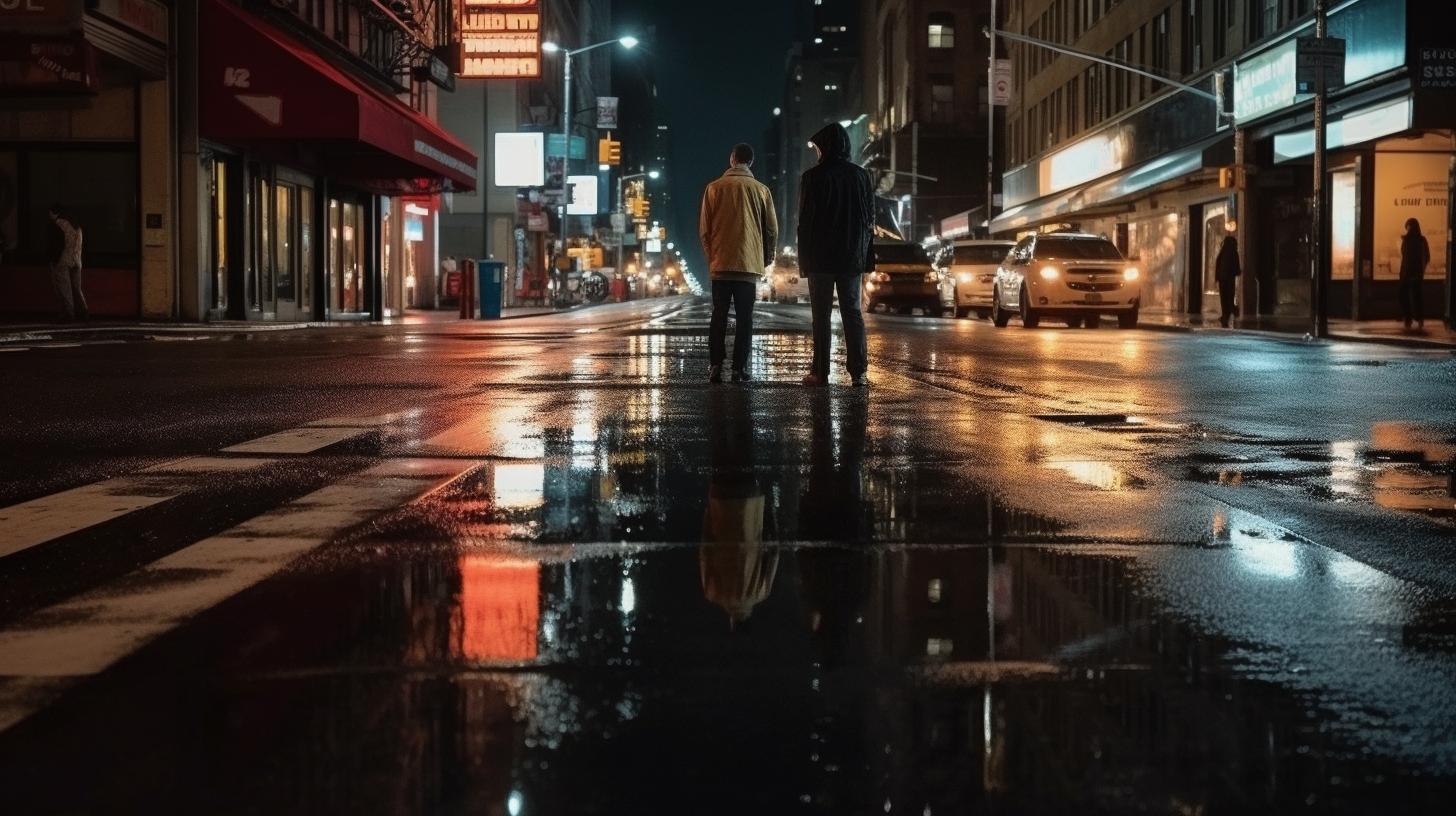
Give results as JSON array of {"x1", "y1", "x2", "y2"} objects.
[
  {"x1": 869, "y1": 271, "x2": 889, "y2": 283},
  {"x1": 957, "y1": 272, "x2": 973, "y2": 283},
  {"x1": 1123, "y1": 267, "x2": 1140, "y2": 281},
  {"x1": 1038, "y1": 266, "x2": 1061, "y2": 280},
  {"x1": 925, "y1": 270, "x2": 940, "y2": 283}
]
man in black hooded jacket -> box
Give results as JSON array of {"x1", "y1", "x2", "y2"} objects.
[{"x1": 797, "y1": 123, "x2": 874, "y2": 387}]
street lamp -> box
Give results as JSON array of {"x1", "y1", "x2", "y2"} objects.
[{"x1": 542, "y1": 36, "x2": 639, "y2": 255}]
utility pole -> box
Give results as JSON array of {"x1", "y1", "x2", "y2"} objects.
[
  {"x1": 986, "y1": 0, "x2": 997, "y2": 237},
  {"x1": 1310, "y1": 0, "x2": 1330, "y2": 338}
]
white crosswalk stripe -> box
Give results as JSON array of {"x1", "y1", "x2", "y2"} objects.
[
  {"x1": 0, "y1": 457, "x2": 478, "y2": 732},
  {"x1": 0, "y1": 458, "x2": 275, "y2": 559},
  {"x1": 0, "y1": 415, "x2": 398, "y2": 559}
]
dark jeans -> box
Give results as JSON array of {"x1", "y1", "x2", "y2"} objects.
[
  {"x1": 1398, "y1": 275, "x2": 1424, "y2": 325},
  {"x1": 1217, "y1": 277, "x2": 1237, "y2": 324},
  {"x1": 807, "y1": 273, "x2": 867, "y2": 378},
  {"x1": 709, "y1": 279, "x2": 756, "y2": 371}
]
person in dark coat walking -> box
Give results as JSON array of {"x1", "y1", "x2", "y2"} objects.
[
  {"x1": 797, "y1": 123, "x2": 875, "y2": 387},
  {"x1": 1214, "y1": 224, "x2": 1241, "y2": 327},
  {"x1": 1399, "y1": 217, "x2": 1430, "y2": 330}
]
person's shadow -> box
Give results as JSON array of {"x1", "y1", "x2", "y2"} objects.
[{"x1": 699, "y1": 387, "x2": 777, "y2": 632}]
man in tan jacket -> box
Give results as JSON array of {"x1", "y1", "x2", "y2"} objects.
[{"x1": 699, "y1": 142, "x2": 777, "y2": 383}]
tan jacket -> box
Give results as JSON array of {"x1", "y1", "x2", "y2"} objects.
[{"x1": 699, "y1": 166, "x2": 777, "y2": 282}]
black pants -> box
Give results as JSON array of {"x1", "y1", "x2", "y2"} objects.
[
  {"x1": 807, "y1": 273, "x2": 867, "y2": 378},
  {"x1": 1398, "y1": 275, "x2": 1424, "y2": 326},
  {"x1": 709, "y1": 279, "x2": 756, "y2": 371},
  {"x1": 1217, "y1": 276, "x2": 1237, "y2": 325}
]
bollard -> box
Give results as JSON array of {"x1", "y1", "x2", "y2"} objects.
[{"x1": 458, "y1": 258, "x2": 475, "y2": 319}]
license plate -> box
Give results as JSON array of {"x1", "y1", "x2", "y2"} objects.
[{"x1": 1084, "y1": 292, "x2": 1102, "y2": 303}]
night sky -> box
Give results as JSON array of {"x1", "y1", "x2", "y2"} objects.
[{"x1": 612, "y1": 0, "x2": 798, "y2": 281}]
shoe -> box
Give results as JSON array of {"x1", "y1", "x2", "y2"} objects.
[
  {"x1": 850, "y1": 375, "x2": 869, "y2": 388},
  {"x1": 801, "y1": 373, "x2": 827, "y2": 386},
  {"x1": 708, "y1": 365, "x2": 723, "y2": 384},
  {"x1": 731, "y1": 368, "x2": 751, "y2": 382}
]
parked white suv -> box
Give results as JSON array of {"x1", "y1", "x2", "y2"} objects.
[
  {"x1": 990, "y1": 232, "x2": 1141, "y2": 329},
  {"x1": 936, "y1": 239, "x2": 1017, "y2": 319}
]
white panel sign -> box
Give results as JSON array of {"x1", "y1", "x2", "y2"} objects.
[{"x1": 495, "y1": 132, "x2": 545, "y2": 187}]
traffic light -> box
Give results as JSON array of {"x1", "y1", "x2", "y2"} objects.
[
  {"x1": 598, "y1": 138, "x2": 621, "y2": 165},
  {"x1": 631, "y1": 198, "x2": 650, "y2": 219}
]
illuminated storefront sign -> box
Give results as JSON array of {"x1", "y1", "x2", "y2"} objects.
[{"x1": 460, "y1": 1, "x2": 541, "y2": 79}]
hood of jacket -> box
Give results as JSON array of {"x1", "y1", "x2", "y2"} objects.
[{"x1": 809, "y1": 123, "x2": 852, "y2": 162}]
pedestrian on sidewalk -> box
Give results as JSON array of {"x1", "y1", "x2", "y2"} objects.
[
  {"x1": 1399, "y1": 218, "x2": 1430, "y2": 330},
  {"x1": 1214, "y1": 223, "x2": 1242, "y2": 328},
  {"x1": 699, "y1": 142, "x2": 777, "y2": 384},
  {"x1": 797, "y1": 122, "x2": 874, "y2": 387},
  {"x1": 46, "y1": 203, "x2": 86, "y2": 322}
]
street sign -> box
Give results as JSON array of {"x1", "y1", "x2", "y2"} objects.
[
  {"x1": 1295, "y1": 37, "x2": 1345, "y2": 94},
  {"x1": 993, "y1": 59, "x2": 1012, "y2": 106}
]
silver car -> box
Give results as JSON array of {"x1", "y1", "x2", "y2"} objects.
[
  {"x1": 937, "y1": 239, "x2": 1017, "y2": 319},
  {"x1": 991, "y1": 232, "x2": 1142, "y2": 329}
]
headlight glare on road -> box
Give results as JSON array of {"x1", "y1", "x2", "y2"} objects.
[
  {"x1": 1039, "y1": 266, "x2": 1060, "y2": 280},
  {"x1": 1124, "y1": 267, "x2": 1140, "y2": 281}
]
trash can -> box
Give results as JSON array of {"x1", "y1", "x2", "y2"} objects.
[{"x1": 477, "y1": 259, "x2": 504, "y2": 319}]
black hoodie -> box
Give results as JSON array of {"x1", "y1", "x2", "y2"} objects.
[{"x1": 797, "y1": 123, "x2": 875, "y2": 276}]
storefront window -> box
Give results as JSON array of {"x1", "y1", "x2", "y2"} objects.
[
  {"x1": 1331, "y1": 170, "x2": 1356, "y2": 281},
  {"x1": 257, "y1": 178, "x2": 273, "y2": 312},
  {"x1": 336, "y1": 199, "x2": 366, "y2": 314},
  {"x1": 300, "y1": 188, "x2": 314, "y2": 312},
  {"x1": 11, "y1": 150, "x2": 137, "y2": 267},
  {"x1": 276, "y1": 182, "x2": 296, "y2": 301},
  {"x1": 212, "y1": 160, "x2": 229, "y2": 312}
]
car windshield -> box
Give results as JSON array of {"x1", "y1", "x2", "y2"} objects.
[
  {"x1": 953, "y1": 245, "x2": 1012, "y2": 265},
  {"x1": 1035, "y1": 237, "x2": 1124, "y2": 260},
  {"x1": 874, "y1": 243, "x2": 930, "y2": 264}
]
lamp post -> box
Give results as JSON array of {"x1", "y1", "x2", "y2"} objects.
[{"x1": 542, "y1": 36, "x2": 638, "y2": 261}]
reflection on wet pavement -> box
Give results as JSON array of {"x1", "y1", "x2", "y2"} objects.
[
  {"x1": 1189, "y1": 420, "x2": 1456, "y2": 525},
  {"x1": 2, "y1": 320, "x2": 1454, "y2": 815}
]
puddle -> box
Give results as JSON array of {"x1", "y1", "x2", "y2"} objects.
[{"x1": 1194, "y1": 422, "x2": 1456, "y2": 525}]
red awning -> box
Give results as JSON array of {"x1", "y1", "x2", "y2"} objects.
[{"x1": 199, "y1": 0, "x2": 477, "y2": 194}]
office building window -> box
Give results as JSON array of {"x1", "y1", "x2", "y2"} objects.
[{"x1": 929, "y1": 13, "x2": 955, "y2": 49}]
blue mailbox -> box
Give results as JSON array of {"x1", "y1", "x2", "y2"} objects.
[{"x1": 477, "y1": 259, "x2": 504, "y2": 319}]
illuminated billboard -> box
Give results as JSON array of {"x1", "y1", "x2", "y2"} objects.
[{"x1": 460, "y1": 1, "x2": 541, "y2": 79}]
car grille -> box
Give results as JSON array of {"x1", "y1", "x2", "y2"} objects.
[{"x1": 1066, "y1": 280, "x2": 1124, "y2": 292}]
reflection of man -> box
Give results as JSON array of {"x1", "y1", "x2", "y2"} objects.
[
  {"x1": 798, "y1": 390, "x2": 871, "y2": 543},
  {"x1": 700, "y1": 388, "x2": 777, "y2": 630}
]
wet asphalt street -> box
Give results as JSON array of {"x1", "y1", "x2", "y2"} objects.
[{"x1": 0, "y1": 295, "x2": 1453, "y2": 815}]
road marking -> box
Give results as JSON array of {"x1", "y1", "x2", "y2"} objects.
[
  {"x1": 0, "y1": 458, "x2": 477, "y2": 732},
  {"x1": 0, "y1": 458, "x2": 275, "y2": 559},
  {"x1": 221, "y1": 426, "x2": 368, "y2": 454}
]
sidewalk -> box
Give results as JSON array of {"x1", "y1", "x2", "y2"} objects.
[
  {"x1": 0, "y1": 302, "x2": 577, "y2": 343},
  {"x1": 1137, "y1": 308, "x2": 1456, "y2": 351},
  {"x1": 2, "y1": 302, "x2": 1454, "y2": 350}
]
